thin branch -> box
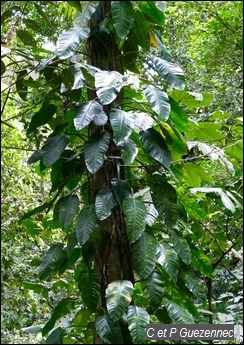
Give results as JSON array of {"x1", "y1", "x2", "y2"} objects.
[
  {"x1": 213, "y1": 243, "x2": 236, "y2": 269},
  {"x1": 5, "y1": 85, "x2": 60, "y2": 121},
  {"x1": 1, "y1": 146, "x2": 35, "y2": 152}
]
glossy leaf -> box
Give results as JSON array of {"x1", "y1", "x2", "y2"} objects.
[
  {"x1": 121, "y1": 139, "x2": 138, "y2": 165},
  {"x1": 95, "y1": 188, "x2": 118, "y2": 220},
  {"x1": 133, "y1": 112, "x2": 155, "y2": 133},
  {"x1": 141, "y1": 268, "x2": 164, "y2": 313},
  {"x1": 181, "y1": 269, "x2": 207, "y2": 302},
  {"x1": 76, "y1": 205, "x2": 99, "y2": 245},
  {"x1": 95, "y1": 70, "x2": 124, "y2": 105},
  {"x1": 148, "y1": 54, "x2": 185, "y2": 90},
  {"x1": 111, "y1": 178, "x2": 132, "y2": 205},
  {"x1": 96, "y1": 315, "x2": 123, "y2": 344},
  {"x1": 42, "y1": 135, "x2": 70, "y2": 167},
  {"x1": 74, "y1": 100, "x2": 106, "y2": 131},
  {"x1": 143, "y1": 85, "x2": 170, "y2": 120},
  {"x1": 150, "y1": 181, "x2": 178, "y2": 226},
  {"x1": 78, "y1": 270, "x2": 100, "y2": 312},
  {"x1": 138, "y1": 1, "x2": 165, "y2": 25},
  {"x1": 111, "y1": 1, "x2": 134, "y2": 39},
  {"x1": 157, "y1": 243, "x2": 178, "y2": 282},
  {"x1": 132, "y1": 232, "x2": 157, "y2": 279},
  {"x1": 59, "y1": 195, "x2": 80, "y2": 229},
  {"x1": 139, "y1": 128, "x2": 172, "y2": 167},
  {"x1": 45, "y1": 327, "x2": 64, "y2": 344},
  {"x1": 84, "y1": 130, "x2": 110, "y2": 173},
  {"x1": 106, "y1": 280, "x2": 133, "y2": 321},
  {"x1": 168, "y1": 229, "x2": 191, "y2": 265},
  {"x1": 127, "y1": 306, "x2": 150, "y2": 344},
  {"x1": 165, "y1": 300, "x2": 195, "y2": 324},
  {"x1": 39, "y1": 243, "x2": 65, "y2": 280},
  {"x1": 27, "y1": 104, "x2": 57, "y2": 135},
  {"x1": 110, "y1": 108, "x2": 135, "y2": 145},
  {"x1": 55, "y1": 27, "x2": 90, "y2": 59},
  {"x1": 27, "y1": 149, "x2": 45, "y2": 164},
  {"x1": 123, "y1": 199, "x2": 147, "y2": 243}
]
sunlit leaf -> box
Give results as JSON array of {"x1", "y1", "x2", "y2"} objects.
[
  {"x1": 157, "y1": 243, "x2": 178, "y2": 282},
  {"x1": 55, "y1": 27, "x2": 90, "y2": 59},
  {"x1": 106, "y1": 280, "x2": 133, "y2": 321},
  {"x1": 143, "y1": 85, "x2": 170, "y2": 120},
  {"x1": 95, "y1": 70, "x2": 124, "y2": 105}
]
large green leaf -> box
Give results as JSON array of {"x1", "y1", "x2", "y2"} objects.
[
  {"x1": 133, "y1": 112, "x2": 155, "y2": 133},
  {"x1": 181, "y1": 269, "x2": 206, "y2": 303},
  {"x1": 78, "y1": 270, "x2": 100, "y2": 312},
  {"x1": 45, "y1": 327, "x2": 64, "y2": 344},
  {"x1": 137, "y1": 1, "x2": 165, "y2": 25},
  {"x1": 106, "y1": 280, "x2": 133, "y2": 321},
  {"x1": 59, "y1": 195, "x2": 80, "y2": 229},
  {"x1": 127, "y1": 306, "x2": 150, "y2": 344},
  {"x1": 123, "y1": 199, "x2": 147, "y2": 243},
  {"x1": 76, "y1": 205, "x2": 99, "y2": 245},
  {"x1": 96, "y1": 315, "x2": 123, "y2": 344},
  {"x1": 95, "y1": 70, "x2": 124, "y2": 105},
  {"x1": 141, "y1": 268, "x2": 164, "y2": 313},
  {"x1": 121, "y1": 139, "x2": 138, "y2": 165},
  {"x1": 143, "y1": 85, "x2": 170, "y2": 120},
  {"x1": 42, "y1": 298, "x2": 76, "y2": 336},
  {"x1": 84, "y1": 130, "x2": 110, "y2": 173},
  {"x1": 27, "y1": 104, "x2": 56, "y2": 135},
  {"x1": 55, "y1": 27, "x2": 90, "y2": 59},
  {"x1": 111, "y1": 1, "x2": 134, "y2": 40},
  {"x1": 148, "y1": 54, "x2": 185, "y2": 90},
  {"x1": 165, "y1": 300, "x2": 195, "y2": 324},
  {"x1": 39, "y1": 243, "x2": 65, "y2": 280},
  {"x1": 132, "y1": 232, "x2": 157, "y2": 279},
  {"x1": 42, "y1": 135, "x2": 70, "y2": 167},
  {"x1": 139, "y1": 128, "x2": 172, "y2": 167},
  {"x1": 157, "y1": 243, "x2": 178, "y2": 283},
  {"x1": 74, "y1": 100, "x2": 107, "y2": 131},
  {"x1": 132, "y1": 10, "x2": 150, "y2": 51},
  {"x1": 109, "y1": 108, "x2": 135, "y2": 145},
  {"x1": 191, "y1": 247, "x2": 214, "y2": 278},
  {"x1": 168, "y1": 229, "x2": 191, "y2": 265},
  {"x1": 111, "y1": 178, "x2": 132, "y2": 205},
  {"x1": 150, "y1": 180, "x2": 178, "y2": 227},
  {"x1": 95, "y1": 188, "x2": 118, "y2": 220}
]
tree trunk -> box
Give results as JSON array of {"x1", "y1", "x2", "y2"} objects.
[{"x1": 86, "y1": 2, "x2": 134, "y2": 342}]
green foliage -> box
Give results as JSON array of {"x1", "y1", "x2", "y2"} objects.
[{"x1": 1, "y1": 1, "x2": 242, "y2": 344}]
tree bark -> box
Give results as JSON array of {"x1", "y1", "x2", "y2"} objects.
[{"x1": 86, "y1": 2, "x2": 134, "y2": 342}]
